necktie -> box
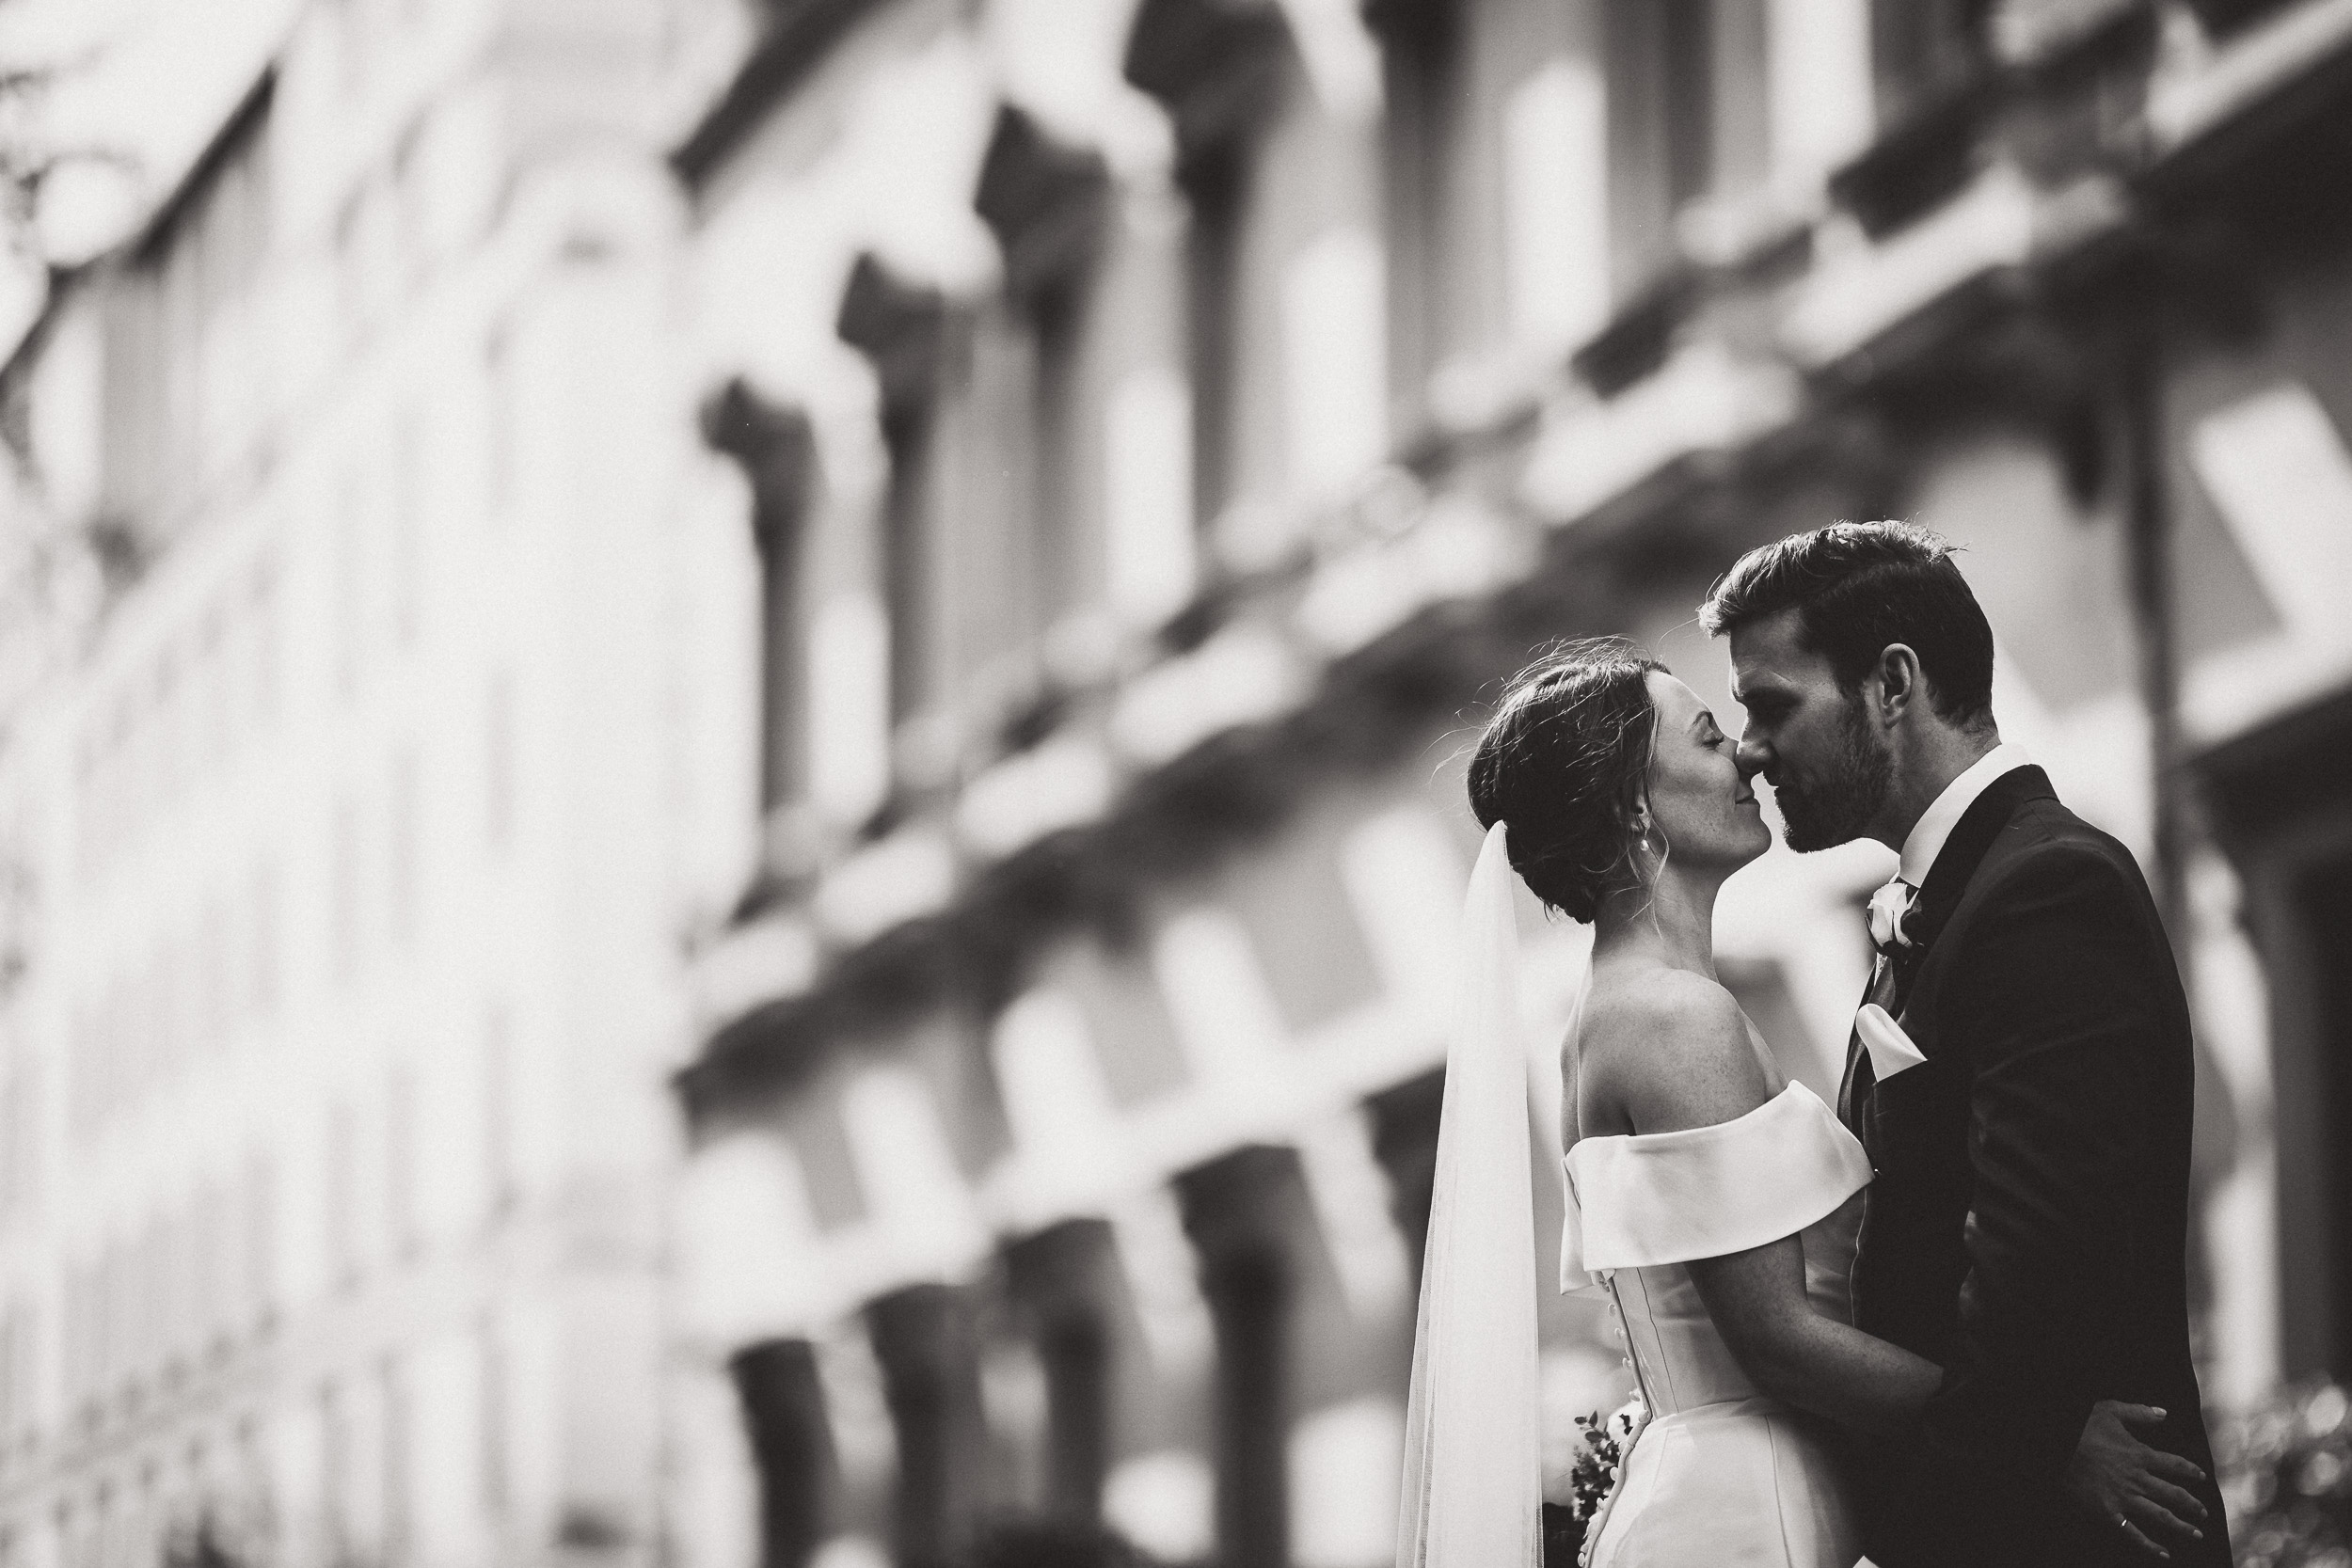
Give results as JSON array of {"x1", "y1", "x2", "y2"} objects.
[{"x1": 1843, "y1": 879, "x2": 1915, "y2": 1127}]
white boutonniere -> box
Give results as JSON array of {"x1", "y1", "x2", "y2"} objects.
[{"x1": 1867, "y1": 879, "x2": 1918, "y2": 951}]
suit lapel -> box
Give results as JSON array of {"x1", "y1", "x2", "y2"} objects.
[
  {"x1": 1840, "y1": 765, "x2": 2055, "y2": 1134},
  {"x1": 1893, "y1": 765, "x2": 2056, "y2": 996}
]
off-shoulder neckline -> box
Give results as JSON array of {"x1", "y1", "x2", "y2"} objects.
[{"x1": 1565, "y1": 1080, "x2": 1828, "y2": 1160}]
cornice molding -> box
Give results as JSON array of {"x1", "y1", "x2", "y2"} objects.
[
  {"x1": 673, "y1": 0, "x2": 885, "y2": 188},
  {"x1": 699, "y1": 379, "x2": 818, "y2": 552},
  {"x1": 1121, "y1": 0, "x2": 1297, "y2": 162},
  {"x1": 973, "y1": 105, "x2": 1113, "y2": 304},
  {"x1": 835, "y1": 251, "x2": 952, "y2": 417}
]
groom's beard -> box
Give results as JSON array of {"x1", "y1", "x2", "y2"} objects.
[{"x1": 1774, "y1": 698, "x2": 1893, "y2": 852}]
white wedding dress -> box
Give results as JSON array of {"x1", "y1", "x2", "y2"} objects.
[
  {"x1": 1392, "y1": 827, "x2": 1876, "y2": 1568},
  {"x1": 1564, "y1": 1076, "x2": 1875, "y2": 1568}
]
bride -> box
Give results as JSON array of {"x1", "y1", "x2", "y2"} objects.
[{"x1": 1396, "y1": 640, "x2": 2207, "y2": 1568}]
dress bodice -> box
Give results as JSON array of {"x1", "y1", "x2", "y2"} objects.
[{"x1": 1562, "y1": 1083, "x2": 1871, "y2": 1419}]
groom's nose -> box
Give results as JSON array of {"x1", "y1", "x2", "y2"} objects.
[{"x1": 1736, "y1": 736, "x2": 1771, "y2": 781}]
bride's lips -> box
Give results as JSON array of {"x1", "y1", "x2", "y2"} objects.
[{"x1": 1734, "y1": 788, "x2": 1759, "y2": 808}]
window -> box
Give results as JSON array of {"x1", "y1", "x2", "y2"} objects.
[
  {"x1": 335, "y1": 466, "x2": 366, "y2": 697},
  {"x1": 151, "y1": 933, "x2": 183, "y2": 1081},
  {"x1": 485, "y1": 673, "x2": 514, "y2": 851},
  {"x1": 326, "y1": 1102, "x2": 359, "y2": 1291},
  {"x1": 249, "y1": 556, "x2": 280, "y2": 724},
  {"x1": 1661, "y1": 0, "x2": 1717, "y2": 214},
  {"x1": 381, "y1": 1355, "x2": 410, "y2": 1561},
  {"x1": 477, "y1": 1318, "x2": 508, "y2": 1515},
  {"x1": 1869, "y1": 0, "x2": 1992, "y2": 128},
  {"x1": 1030, "y1": 278, "x2": 1088, "y2": 627},
  {"x1": 1502, "y1": 58, "x2": 1611, "y2": 351},
  {"x1": 199, "y1": 609, "x2": 230, "y2": 778},
  {"x1": 1764, "y1": 0, "x2": 1873, "y2": 191},
  {"x1": 331, "y1": 793, "x2": 360, "y2": 983},
  {"x1": 320, "y1": 1380, "x2": 350, "y2": 1563},
  {"x1": 151, "y1": 652, "x2": 182, "y2": 814},
  {"x1": 389, "y1": 744, "x2": 420, "y2": 943},
  {"x1": 880, "y1": 403, "x2": 939, "y2": 742},
  {"x1": 835, "y1": 255, "x2": 949, "y2": 768},
  {"x1": 1127, "y1": 0, "x2": 1383, "y2": 541},
  {"x1": 249, "y1": 856, "x2": 278, "y2": 1020},
  {"x1": 484, "y1": 324, "x2": 514, "y2": 519},
  {"x1": 391, "y1": 121, "x2": 429, "y2": 288},
  {"x1": 104, "y1": 80, "x2": 271, "y2": 517},
  {"x1": 244, "y1": 1153, "x2": 276, "y2": 1328},
  {"x1": 972, "y1": 103, "x2": 1115, "y2": 648},
  {"x1": 0, "y1": 1298, "x2": 33, "y2": 1443},
  {"x1": 1370, "y1": 0, "x2": 1458, "y2": 404},
  {"x1": 699, "y1": 384, "x2": 817, "y2": 814},
  {"x1": 391, "y1": 409, "x2": 423, "y2": 646},
  {"x1": 198, "y1": 895, "x2": 230, "y2": 1054},
  {"x1": 386, "y1": 1066, "x2": 419, "y2": 1257},
  {"x1": 337, "y1": 0, "x2": 372, "y2": 102},
  {"x1": 191, "y1": 1182, "x2": 227, "y2": 1350},
  {"x1": 1279, "y1": 228, "x2": 1387, "y2": 496},
  {"x1": 1604, "y1": 0, "x2": 1772, "y2": 286},
  {"x1": 481, "y1": 1004, "x2": 515, "y2": 1221},
  {"x1": 1180, "y1": 140, "x2": 1246, "y2": 530},
  {"x1": 0, "y1": 1064, "x2": 35, "y2": 1223},
  {"x1": 1104, "y1": 367, "x2": 1195, "y2": 630}
]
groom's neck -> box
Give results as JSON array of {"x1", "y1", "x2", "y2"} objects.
[{"x1": 1867, "y1": 722, "x2": 2002, "y2": 856}]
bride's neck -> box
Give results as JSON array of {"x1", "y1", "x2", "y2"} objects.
[{"x1": 1590, "y1": 865, "x2": 1723, "y2": 976}]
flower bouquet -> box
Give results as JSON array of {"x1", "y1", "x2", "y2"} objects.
[{"x1": 1543, "y1": 1398, "x2": 1646, "y2": 1568}]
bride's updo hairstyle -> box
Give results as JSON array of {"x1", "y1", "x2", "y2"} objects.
[{"x1": 1467, "y1": 639, "x2": 1667, "y2": 921}]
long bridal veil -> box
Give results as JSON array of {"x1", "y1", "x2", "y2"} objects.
[{"x1": 1395, "y1": 820, "x2": 1551, "y2": 1568}]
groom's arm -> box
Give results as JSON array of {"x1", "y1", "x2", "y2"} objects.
[{"x1": 1897, "y1": 843, "x2": 2166, "y2": 1524}]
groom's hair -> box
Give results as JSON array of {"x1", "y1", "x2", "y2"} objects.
[{"x1": 1698, "y1": 521, "x2": 1995, "y2": 730}]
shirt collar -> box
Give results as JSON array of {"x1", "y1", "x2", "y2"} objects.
[{"x1": 1897, "y1": 742, "x2": 2032, "y2": 888}]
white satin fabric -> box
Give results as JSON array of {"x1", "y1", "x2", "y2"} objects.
[{"x1": 1565, "y1": 1084, "x2": 1875, "y2": 1568}]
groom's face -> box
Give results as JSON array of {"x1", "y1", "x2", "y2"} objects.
[{"x1": 1726, "y1": 610, "x2": 1893, "y2": 852}]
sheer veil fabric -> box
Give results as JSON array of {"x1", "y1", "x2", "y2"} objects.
[{"x1": 1395, "y1": 821, "x2": 1566, "y2": 1568}]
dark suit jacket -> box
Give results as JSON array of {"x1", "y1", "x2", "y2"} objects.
[{"x1": 1840, "y1": 767, "x2": 2228, "y2": 1568}]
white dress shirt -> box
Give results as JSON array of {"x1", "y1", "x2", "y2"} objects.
[{"x1": 1897, "y1": 741, "x2": 2034, "y2": 889}]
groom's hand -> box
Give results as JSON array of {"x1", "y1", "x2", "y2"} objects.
[{"x1": 2063, "y1": 1401, "x2": 2211, "y2": 1560}]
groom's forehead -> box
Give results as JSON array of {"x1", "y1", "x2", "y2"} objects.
[{"x1": 1728, "y1": 612, "x2": 1833, "y2": 694}]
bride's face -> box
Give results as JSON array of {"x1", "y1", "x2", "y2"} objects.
[{"x1": 1640, "y1": 673, "x2": 1772, "y2": 874}]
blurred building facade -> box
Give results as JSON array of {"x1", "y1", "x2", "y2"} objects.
[
  {"x1": 0, "y1": 2, "x2": 715, "y2": 1567},
  {"x1": 660, "y1": 1, "x2": 2352, "y2": 1567},
  {"x1": 4, "y1": 2, "x2": 2352, "y2": 1568}
]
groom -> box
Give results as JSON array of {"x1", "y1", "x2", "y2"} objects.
[{"x1": 1702, "y1": 523, "x2": 2229, "y2": 1568}]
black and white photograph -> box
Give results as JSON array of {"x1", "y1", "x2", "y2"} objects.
[{"x1": 0, "y1": 1, "x2": 2345, "y2": 1565}]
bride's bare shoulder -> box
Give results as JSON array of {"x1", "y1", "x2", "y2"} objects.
[
  {"x1": 1582, "y1": 966, "x2": 1745, "y2": 1050},
  {"x1": 1580, "y1": 968, "x2": 1772, "y2": 1134}
]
